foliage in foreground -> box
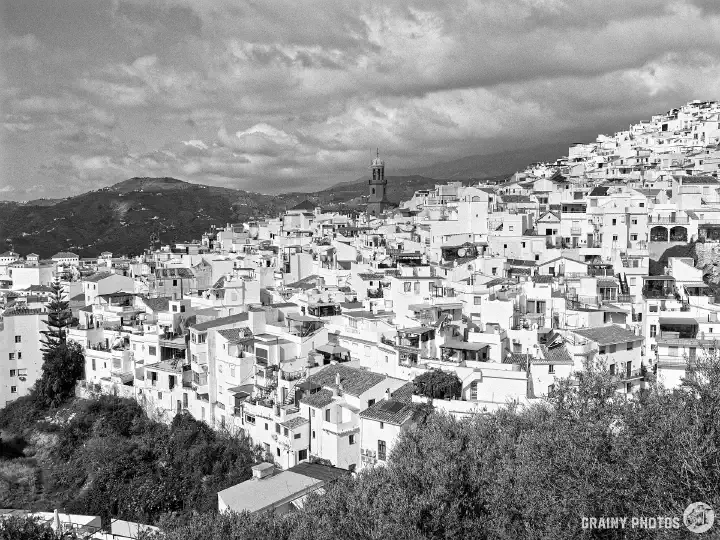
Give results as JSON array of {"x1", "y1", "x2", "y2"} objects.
[
  {"x1": 155, "y1": 357, "x2": 720, "y2": 540},
  {"x1": 0, "y1": 396, "x2": 261, "y2": 526}
]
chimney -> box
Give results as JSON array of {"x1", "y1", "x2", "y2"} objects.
[
  {"x1": 335, "y1": 373, "x2": 341, "y2": 386},
  {"x1": 385, "y1": 388, "x2": 391, "y2": 401}
]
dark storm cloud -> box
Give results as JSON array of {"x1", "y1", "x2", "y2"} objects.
[{"x1": 2, "y1": 0, "x2": 720, "y2": 198}]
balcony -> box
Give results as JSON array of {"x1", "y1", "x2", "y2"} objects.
[
  {"x1": 648, "y1": 216, "x2": 689, "y2": 225},
  {"x1": 570, "y1": 227, "x2": 582, "y2": 235}
]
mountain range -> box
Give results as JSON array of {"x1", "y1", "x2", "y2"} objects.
[{"x1": 0, "y1": 143, "x2": 567, "y2": 258}]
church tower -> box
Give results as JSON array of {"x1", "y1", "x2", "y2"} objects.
[{"x1": 366, "y1": 149, "x2": 389, "y2": 217}]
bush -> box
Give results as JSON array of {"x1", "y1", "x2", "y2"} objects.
[{"x1": 413, "y1": 370, "x2": 462, "y2": 400}]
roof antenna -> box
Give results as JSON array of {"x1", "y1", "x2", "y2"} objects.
[{"x1": 376, "y1": 148, "x2": 379, "y2": 158}]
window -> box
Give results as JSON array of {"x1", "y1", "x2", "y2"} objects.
[
  {"x1": 92, "y1": 358, "x2": 96, "y2": 371},
  {"x1": 17, "y1": 352, "x2": 21, "y2": 360},
  {"x1": 612, "y1": 219, "x2": 617, "y2": 225},
  {"x1": 172, "y1": 305, "x2": 178, "y2": 312},
  {"x1": 148, "y1": 346, "x2": 156, "y2": 356},
  {"x1": 299, "y1": 449, "x2": 308, "y2": 461},
  {"x1": 474, "y1": 296, "x2": 482, "y2": 305},
  {"x1": 245, "y1": 414, "x2": 255, "y2": 425},
  {"x1": 230, "y1": 367, "x2": 235, "y2": 377},
  {"x1": 367, "y1": 399, "x2": 375, "y2": 407},
  {"x1": 404, "y1": 282, "x2": 411, "y2": 293},
  {"x1": 312, "y1": 430, "x2": 316, "y2": 439},
  {"x1": 631, "y1": 234, "x2": 638, "y2": 241},
  {"x1": 630, "y1": 277, "x2": 637, "y2": 286},
  {"x1": 380, "y1": 422, "x2": 384, "y2": 429},
  {"x1": 632, "y1": 219, "x2": 638, "y2": 225},
  {"x1": 612, "y1": 235, "x2": 618, "y2": 242},
  {"x1": 599, "y1": 347, "x2": 606, "y2": 355},
  {"x1": 8, "y1": 353, "x2": 14, "y2": 360},
  {"x1": 14, "y1": 336, "x2": 21, "y2": 343},
  {"x1": 157, "y1": 391, "x2": 162, "y2": 400},
  {"x1": 325, "y1": 409, "x2": 331, "y2": 422},
  {"x1": 650, "y1": 325, "x2": 657, "y2": 338},
  {"x1": 548, "y1": 364, "x2": 555, "y2": 374},
  {"x1": 172, "y1": 279, "x2": 178, "y2": 286},
  {"x1": 470, "y1": 381, "x2": 478, "y2": 400},
  {"x1": 414, "y1": 282, "x2": 420, "y2": 294},
  {"x1": 9, "y1": 370, "x2": 16, "y2": 377},
  {"x1": 608, "y1": 344, "x2": 617, "y2": 353},
  {"x1": 11, "y1": 386, "x2": 17, "y2": 394},
  {"x1": 491, "y1": 267, "x2": 497, "y2": 276},
  {"x1": 349, "y1": 434, "x2": 356, "y2": 445},
  {"x1": 378, "y1": 440, "x2": 387, "y2": 461},
  {"x1": 294, "y1": 433, "x2": 301, "y2": 439},
  {"x1": 627, "y1": 342, "x2": 634, "y2": 351},
  {"x1": 276, "y1": 447, "x2": 281, "y2": 457}
]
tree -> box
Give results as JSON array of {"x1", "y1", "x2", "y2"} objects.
[
  {"x1": 0, "y1": 515, "x2": 81, "y2": 540},
  {"x1": 41, "y1": 280, "x2": 72, "y2": 353},
  {"x1": 413, "y1": 370, "x2": 462, "y2": 399},
  {"x1": 35, "y1": 340, "x2": 85, "y2": 409}
]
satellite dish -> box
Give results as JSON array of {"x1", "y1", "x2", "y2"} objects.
[{"x1": 457, "y1": 248, "x2": 467, "y2": 258}]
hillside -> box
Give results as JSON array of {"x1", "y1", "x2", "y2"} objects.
[
  {"x1": 0, "y1": 178, "x2": 284, "y2": 258},
  {"x1": 393, "y1": 142, "x2": 569, "y2": 180}
]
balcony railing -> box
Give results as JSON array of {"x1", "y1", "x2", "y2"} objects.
[
  {"x1": 648, "y1": 217, "x2": 689, "y2": 224},
  {"x1": 570, "y1": 227, "x2": 582, "y2": 235}
]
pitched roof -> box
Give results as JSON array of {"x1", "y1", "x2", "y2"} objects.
[
  {"x1": 572, "y1": 325, "x2": 643, "y2": 346},
  {"x1": 84, "y1": 271, "x2": 114, "y2": 283},
  {"x1": 156, "y1": 268, "x2": 194, "y2": 278},
  {"x1": 679, "y1": 175, "x2": 719, "y2": 185},
  {"x1": 287, "y1": 462, "x2": 349, "y2": 483},
  {"x1": 217, "y1": 327, "x2": 254, "y2": 342},
  {"x1": 303, "y1": 364, "x2": 386, "y2": 398},
  {"x1": 289, "y1": 200, "x2": 316, "y2": 211},
  {"x1": 589, "y1": 186, "x2": 610, "y2": 197},
  {"x1": 360, "y1": 399, "x2": 415, "y2": 425},
  {"x1": 138, "y1": 296, "x2": 171, "y2": 312},
  {"x1": 535, "y1": 344, "x2": 573, "y2": 365},
  {"x1": 191, "y1": 312, "x2": 249, "y2": 332},
  {"x1": 51, "y1": 252, "x2": 79, "y2": 258},
  {"x1": 300, "y1": 389, "x2": 334, "y2": 408},
  {"x1": 280, "y1": 416, "x2": 309, "y2": 430}
]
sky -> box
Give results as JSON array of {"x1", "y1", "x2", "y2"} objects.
[{"x1": 2, "y1": 0, "x2": 720, "y2": 200}]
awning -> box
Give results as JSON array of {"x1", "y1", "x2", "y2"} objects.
[
  {"x1": 659, "y1": 317, "x2": 698, "y2": 326},
  {"x1": 643, "y1": 276, "x2": 676, "y2": 281},
  {"x1": 286, "y1": 313, "x2": 322, "y2": 322},
  {"x1": 316, "y1": 343, "x2": 350, "y2": 356},
  {"x1": 440, "y1": 341, "x2": 489, "y2": 351},
  {"x1": 683, "y1": 282, "x2": 710, "y2": 288}
]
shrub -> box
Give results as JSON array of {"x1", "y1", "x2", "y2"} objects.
[{"x1": 413, "y1": 370, "x2": 462, "y2": 400}]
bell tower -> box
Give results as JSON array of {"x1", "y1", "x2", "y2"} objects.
[{"x1": 366, "y1": 149, "x2": 388, "y2": 217}]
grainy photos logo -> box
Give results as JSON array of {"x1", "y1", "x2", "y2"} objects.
[{"x1": 581, "y1": 502, "x2": 714, "y2": 534}]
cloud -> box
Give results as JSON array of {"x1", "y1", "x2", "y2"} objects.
[{"x1": 3, "y1": 0, "x2": 720, "y2": 198}]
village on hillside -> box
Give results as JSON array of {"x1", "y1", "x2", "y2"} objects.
[{"x1": 3, "y1": 99, "x2": 720, "y2": 530}]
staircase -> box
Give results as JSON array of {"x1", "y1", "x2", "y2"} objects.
[
  {"x1": 284, "y1": 372, "x2": 307, "y2": 407},
  {"x1": 617, "y1": 273, "x2": 631, "y2": 295}
]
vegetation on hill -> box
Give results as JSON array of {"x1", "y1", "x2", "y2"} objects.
[
  {"x1": 0, "y1": 178, "x2": 285, "y2": 258},
  {"x1": 3, "y1": 355, "x2": 720, "y2": 538},
  {"x1": 0, "y1": 396, "x2": 260, "y2": 526},
  {"x1": 144, "y1": 357, "x2": 720, "y2": 540}
]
